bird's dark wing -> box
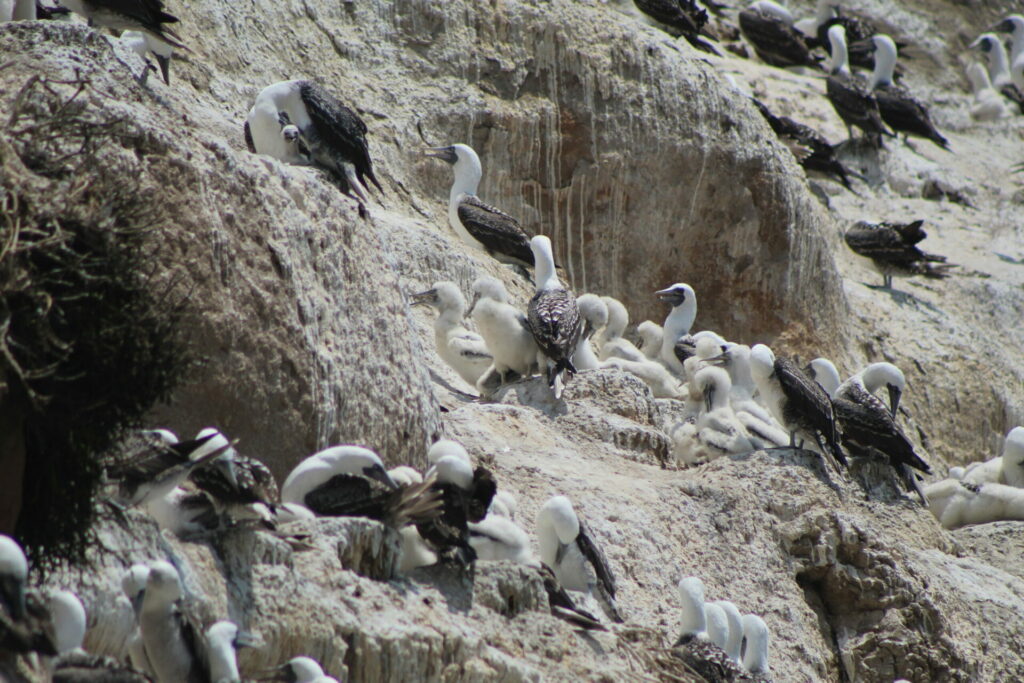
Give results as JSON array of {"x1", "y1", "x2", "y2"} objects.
[
  {"x1": 302, "y1": 474, "x2": 396, "y2": 520},
  {"x1": 457, "y1": 196, "x2": 534, "y2": 266},
  {"x1": 844, "y1": 222, "x2": 940, "y2": 268},
  {"x1": 539, "y1": 564, "x2": 606, "y2": 630},
  {"x1": 739, "y1": 9, "x2": 818, "y2": 68},
  {"x1": 415, "y1": 483, "x2": 475, "y2": 563},
  {"x1": 243, "y1": 121, "x2": 255, "y2": 154},
  {"x1": 298, "y1": 81, "x2": 381, "y2": 193},
  {"x1": 834, "y1": 385, "x2": 930, "y2": 473},
  {"x1": 100, "y1": 0, "x2": 182, "y2": 44},
  {"x1": 776, "y1": 356, "x2": 845, "y2": 465},
  {"x1": 890, "y1": 219, "x2": 926, "y2": 245},
  {"x1": 875, "y1": 85, "x2": 949, "y2": 149},
  {"x1": 190, "y1": 454, "x2": 277, "y2": 507},
  {"x1": 575, "y1": 519, "x2": 617, "y2": 601},
  {"x1": 528, "y1": 288, "x2": 583, "y2": 366},
  {"x1": 0, "y1": 591, "x2": 57, "y2": 656},
  {"x1": 826, "y1": 73, "x2": 891, "y2": 140},
  {"x1": 467, "y1": 467, "x2": 497, "y2": 523},
  {"x1": 53, "y1": 652, "x2": 152, "y2": 683}
]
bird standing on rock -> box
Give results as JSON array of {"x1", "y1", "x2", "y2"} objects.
[{"x1": 527, "y1": 236, "x2": 582, "y2": 399}]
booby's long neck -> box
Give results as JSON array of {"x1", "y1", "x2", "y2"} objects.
[
  {"x1": 678, "y1": 581, "x2": 707, "y2": 637},
  {"x1": 827, "y1": 28, "x2": 850, "y2": 76},
  {"x1": 600, "y1": 302, "x2": 627, "y2": 344},
  {"x1": 207, "y1": 642, "x2": 240, "y2": 683},
  {"x1": 449, "y1": 153, "x2": 482, "y2": 205},
  {"x1": 987, "y1": 40, "x2": 1010, "y2": 84},
  {"x1": 1010, "y1": 20, "x2": 1024, "y2": 66},
  {"x1": 869, "y1": 37, "x2": 897, "y2": 89},
  {"x1": 534, "y1": 243, "x2": 558, "y2": 292},
  {"x1": 660, "y1": 299, "x2": 696, "y2": 357},
  {"x1": 731, "y1": 350, "x2": 756, "y2": 398}
]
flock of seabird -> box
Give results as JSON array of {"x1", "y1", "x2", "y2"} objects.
[{"x1": 2, "y1": 0, "x2": 1021, "y2": 680}]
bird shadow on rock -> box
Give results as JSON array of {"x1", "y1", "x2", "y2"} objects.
[
  {"x1": 863, "y1": 283, "x2": 941, "y2": 312},
  {"x1": 733, "y1": 447, "x2": 845, "y2": 496},
  {"x1": 407, "y1": 562, "x2": 475, "y2": 615},
  {"x1": 490, "y1": 376, "x2": 570, "y2": 418}
]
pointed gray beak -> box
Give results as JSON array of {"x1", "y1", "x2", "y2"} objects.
[
  {"x1": 655, "y1": 287, "x2": 683, "y2": 304},
  {"x1": 887, "y1": 384, "x2": 902, "y2": 418},
  {"x1": 411, "y1": 289, "x2": 437, "y2": 306},
  {"x1": 364, "y1": 463, "x2": 398, "y2": 490},
  {"x1": 215, "y1": 456, "x2": 240, "y2": 490},
  {"x1": 424, "y1": 146, "x2": 458, "y2": 164},
  {"x1": 233, "y1": 630, "x2": 263, "y2": 650}
]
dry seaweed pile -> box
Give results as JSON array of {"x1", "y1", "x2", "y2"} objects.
[{"x1": 0, "y1": 72, "x2": 186, "y2": 567}]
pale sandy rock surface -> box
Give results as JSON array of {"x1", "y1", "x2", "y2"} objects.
[{"x1": 3, "y1": 0, "x2": 1024, "y2": 680}]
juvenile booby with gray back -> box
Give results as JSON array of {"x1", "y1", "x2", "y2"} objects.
[
  {"x1": 824, "y1": 25, "x2": 892, "y2": 146},
  {"x1": 527, "y1": 236, "x2": 582, "y2": 399},
  {"x1": 843, "y1": 219, "x2": 954, "y2": 290}
]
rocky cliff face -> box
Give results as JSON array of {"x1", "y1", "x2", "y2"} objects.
[{"x1": 2, "y1": 0, "x2": 1023, "y2": 680}]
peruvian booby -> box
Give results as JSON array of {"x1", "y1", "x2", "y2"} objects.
[
  {"x1": 188, "y1": 428, "x2": 279, "y2": 525},
  {"x1": 804, "y1": 357, "x2": 841, "y2": 397},
  {"x1": 536, "y1": 495, "x2": 622, "y2": 623},
  {"x1": 925, "y1": 479, "x2": 1024, "y2": 530},
  {"x1": 832, "y1": 362, "x2": 930, "y2": 502},
  {"x1": 468, "y1": 513, "x2": 532, "y2": 563},
  {"x1": 424, "y1": 144, "x2": 534, "y2": 268},
  {"x1": 573, "y1": 294, "x2": 608, "y2": 372},
  {"x1": 269, "y1": 657, "x2": 339, "y2": 683},
  {"x1": 280, "y1": 446, "x2": 440, "y2": 525},
  {"x1": 703, "y1": 602, "x2": 730, "y2": 652},
  {"x1": 596, "y1": 297, "x2": 645, "y2": 363},
  {"x1": 121, "y1": 565, "x2": 155, "y2": 678},
  {"x1": 412, "y1": 281, "x2": 493, "y2": 388},
  {"x1": 742, "y1": 614, "x2": 772, "y2": 681},
  {"x1": 752, "y1": 98, "x2": 854, "y2": 190},
  {"x1": 120, "y1": 29, "x2": 174, "y2": 85},
  {"x1": 244, "y1": 110, "x2": 310, "y2": 164},
  {"x1": 0, "y1": 534, "x2": 58, "y2": 659},
  {"x1": 57, "y1": 0, "x2": 184, "y2": 66},
  {"x1": 713, "y1": 600, "x2": 743, "y2": 665},
  {"x1": 996, "y1": 15, "x2": 1024, "y2": 66},
  {"x1": 671, "y1": 577, "x2": 747, "y2": 682},
  {"x1": 527, "y1": 236, "x2": 583, "y2": 399},
  {"x1": 636, "y1": 320, "x2": 664, "y2": 360},
  {"x1": 601, "y1": 356, "x2": 685, "y2": 399},
  {"x1": 139, "y1": 561, "x2": 206, "y2": 683},
  {"x1": 706, "y1": 343, "x2": 777, "y2": 427},
  {"x1": 633, "y1": 0, "x2": 720, "y2": 54},
  {"x1": 108, "y1": 430, "x2": 228, "y2": 509},
  {"x1": 739, "y1": 1, "x2": 820, "y2": 68},
  {"x1": 962, "y1": 427, "x2": 1024, "y2": 487},
  {"x1": 817, "y1": 5, "x2": 907, "y2": 71},
  {"x1": 468, "y1": 275, "x2": 539, "y2": 389},
  {"x1": 205, "y1": 620, "x2": 259, "y2": 683},
  {"x1": 965, "y1": 62, "x2": 1009, "y2": 121},
  {"x1": 489, "y1": 490, "x2": 519, "y2": 520},
  {"x1": 245, "y1": 80, "x2": 382, "y2": 204},
  {"x1": 843, "y1": 219, "x2": 954, "y2": 289},
  {"x1": 656, "y1": 283, "x2": 698, "y2": 376},
  {"x1": 35, "y1": 0, "x2": 73, "y2": 19},
  {"x1": 144, "y1": 487, "x2": 220, "y2": 537},
  {"x1": 969, "y1": 34, "x2": 1024, "y2": 112},
  {"x1": 693, "y1": 366, "x2": 756, "y2": 458},
  {"x1": 49, "y1": 589, "x2": 151, "y2": 683},
  {"x1": 794, "y1": 0, "x2": 831, "y2": 41},
  {"x1": 415, "y1": 455, "x2": 496, "y2": 564},
  {"x1": 825, "y1": 25, "x2": 892, "y2": 145},
  {"x1": 426, "y1": 439, "x2": 471, "y2": 469},
  {"x1": 861, "y1": 35, "x2": 948, "y2": 149},
  {"x1": 749, "y1": 344, "x2": 846, "y2": 470}
]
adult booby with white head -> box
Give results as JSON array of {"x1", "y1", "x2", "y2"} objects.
[
  {"x1": 824, "y1": 25, "x2": 892, "y2": 146},
  {"x1": 995, "y1": 15, "x2": 1024, "y2": 66},
  {"x1": 573, "y1": 294, "x2": 608, "y2": 371},
  {"x1": 804, "y1": 357, "x2": 841, "y2": 397},
  {"x1": 969, "y1": 33, "x2": 1024, "y2": 112},
  {"x1": 670, "y1": 577, "x2": 747, "y2": 681},
  {"x1": 108, "y1": 429, "x2": 229, "y2": 509},
  {"x1": 244, "y1": 80, "x2": 382, "y2": 204},
  {"x1": 832, "y1": 362, "x2": 930, "y2": 502},
  {"x1": 527, "y1": 236, "x2": 583, "y2": 399},
  {"x1": 712, "y1": 600, "x2": 743, "y2": 665},
  {"x1": 467, "y1": 275, "x2": 539, "y2": 391},
  {"x1": 749, "y1": 345, "x2": 846, "y2": 470},
  {"x1": 843, "y1": 219, "x2": 954, "y2": 290},
  {"x1": 739, "y1": 0, "x2": 820, "y2": 68},
  {"x1": 138, "y1": 561, "x2": 206, "y2": 683},
  {"x1": 655, "y1": 283, "x2": 698, "y2": 376},
  {"x1": 536, "y1": 495, "x2": 622, "y2": 623},
  {"x1": 424, "y1": 144, "x2": 534, "y2": 268},
  {"x1": 861, "y1": 35, "x2": 948, "y2": 149},
  {"x1": 962, "y1": 427, "x2": 1024, "y2": 487},
  {"x1": 411, "y1": 281, "x2": 493, "y2": 388},
  {"x1": 596, "y1": 296, "x2": 645, "y2": 363},
  {"x1": 280, "y1": 446, "x2": 440, "y2": 526},
  {"x1": 188, "y1": 428, "x2": 280, "y2": 526},
  {"x1": 57, "y1": 0, "x2": 183, "y2": 83}
]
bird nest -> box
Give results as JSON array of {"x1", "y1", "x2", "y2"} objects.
[
  {"x1": 0, "y1": 70, "x2": 188, "y2": 569},
  {"x1": 616, "y1": 626, "x2": 705, "y2": 683}
]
